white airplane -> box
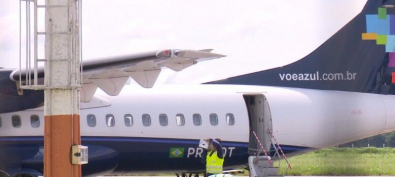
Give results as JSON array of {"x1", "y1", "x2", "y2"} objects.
[{"x1": 0, "y1": 0, "x2": 395, "y2": 176}]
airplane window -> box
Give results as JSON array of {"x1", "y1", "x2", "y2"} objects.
[
  {"x1": 106, "y1": 114, "x2": 115, "y2": 127},
  {"x1": 12, "y1": 115, "x2": 21, "y2": 128},
  {"x1": 193, "y1": 114, "x2": 202, "y2": 126},
  {"x1": 159, "y1": 114, "x2": 168, "y2": 126},
  {"x1": 30, "y1": 115, "x2": 40, "y2": 128},
  {"x1": 226, "y1": 113, "x2": 235, "y2": 126},
  {"x1": 176, "y1": 114, "x2": 185, "y2": 126},
  {"x1": 87, "y1": 114, "x2": 96, "y2": 127},
  {"x1": 210, "y1": 113, "x2": 218, "y2": 126},
  {"x1": 142, "y1": 114, "x2": 151, "y2": 126},
  {"x1": 124, "y1": 114, "x2": 133, "y2": 127}
]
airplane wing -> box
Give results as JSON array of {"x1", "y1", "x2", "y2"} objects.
[{"x1": 9, "y1": 49, "x2": 225, "y2": 102}]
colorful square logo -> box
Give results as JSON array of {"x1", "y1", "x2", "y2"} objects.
[
  {"x1": 377, "y1": 35, "x2": 387, "y2": 45},
  {"x1": 390, "y1": 53, "x2": 395, "y2": 67},
  {"x1": 379, "y1": 7, "x2": 387, "y2": 19}
]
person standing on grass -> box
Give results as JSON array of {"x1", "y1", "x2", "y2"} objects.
[{"x1": 201, "y1": 138, "x2": 224, "y2": 177}]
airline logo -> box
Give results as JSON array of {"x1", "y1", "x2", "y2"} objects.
[
  {"x1": 362, "y1": 7, "x2": 395, "y2": 83},
  {"x1": 169, "y1": 148, "x2": 184, "y2": 158},
  {"x1": 279, "y1": 71, "x2": 357, "y2": 81}
]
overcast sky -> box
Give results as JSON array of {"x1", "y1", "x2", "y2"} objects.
[{"x1": 0, "y1": 0, "x2": 366, "y2": 85}]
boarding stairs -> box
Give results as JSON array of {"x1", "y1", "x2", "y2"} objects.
[{"x1": 248, "y1": 129, "x2": 291, "y2": 177}]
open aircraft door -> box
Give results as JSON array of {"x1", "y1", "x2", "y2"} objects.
[{"x1": 243, "y1": 94, "x2": 273, "y2": 155}]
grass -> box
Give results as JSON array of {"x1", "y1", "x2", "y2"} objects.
[
  {"x1": 119, "y1": 148, "x2": 395, "y2": 176},
  {"x1": 274, "y1": 147, "x2": 395, "y2": 176}
]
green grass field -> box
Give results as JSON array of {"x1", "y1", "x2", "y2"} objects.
[
  {"x1": 124, "y1": 148, "x2": 395, "y2": 176},
  {"x1": 274, "y1": 147, "x2": 395, "y2": 176}
]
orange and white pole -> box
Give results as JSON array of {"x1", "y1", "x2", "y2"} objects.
[
  {"x1": 43, "y1": 0, "x2": 82, "y2": 176},
  {"x1": 44, "y1": 92, "x2": 81, "y2": 176}
]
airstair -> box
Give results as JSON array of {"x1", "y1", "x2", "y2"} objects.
[{"x1": 248, "y1": 129, "x2": 291, "y2": 177}]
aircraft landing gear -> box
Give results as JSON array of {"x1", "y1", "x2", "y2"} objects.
[
  {"x1": 175, "y1": 173, "x2": 200, "y2": 177},
  {"x1": 175, "y1": 173, "x2": 187, "y2": 177}
]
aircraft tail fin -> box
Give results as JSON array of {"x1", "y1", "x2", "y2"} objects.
[{"x1": 210, "y1": 0, "x2": 395, "y2": 95}]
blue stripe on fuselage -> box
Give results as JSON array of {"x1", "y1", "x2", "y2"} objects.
[{"x1": 0, "y1": 136, "x2": 313, "y2": 175}]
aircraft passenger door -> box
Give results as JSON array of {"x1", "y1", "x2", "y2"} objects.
[{"x1": 244, "y1": 94, "x2": 272, "y2": 155}]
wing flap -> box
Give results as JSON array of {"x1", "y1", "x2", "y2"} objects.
[
  {"x1": 163, "y1": 62, "x2": 194, "y2": 72},
  {"x1": 90, "y1": 77, "x2": 129, "y2": 96},
  {"x1": 80, "y1": 84, "x2": 98, "y2": 102},
  {"x1": 128, "y1": 69, "x2": 161, "y2": 88}
]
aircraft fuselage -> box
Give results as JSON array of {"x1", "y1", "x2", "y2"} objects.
[{"x1": 0, "y1": 84, "x2": 395, "y2": 176}]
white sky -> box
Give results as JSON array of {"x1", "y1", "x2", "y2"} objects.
[{"x1": 0, "y1": 0, "x2": 366, "y2": 85}]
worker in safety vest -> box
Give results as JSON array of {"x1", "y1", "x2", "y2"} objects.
[{"x1": 201, "y1": 138, "x2": 224, "y2": 177}]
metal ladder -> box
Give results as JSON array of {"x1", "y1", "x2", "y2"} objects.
[
  {"x1": 248, "y1": 129, "x2": 283, "y2": 177},
  {"x1": 267, "y1": 129, "x2": 292, "y2": 171},
  {"x1": 19, "y1": 0, "x2": 82, "y2": 90}
]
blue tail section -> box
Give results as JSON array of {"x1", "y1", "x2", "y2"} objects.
[{"x1": 210, "y1": 0, "x2": 395, "y2": 94}]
